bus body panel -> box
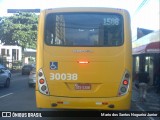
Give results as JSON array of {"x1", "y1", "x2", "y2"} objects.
[
  {"x1": 36, "y1": 91, "x2": 131, "y2": 110},
  {"x1": 36, "y1": 7, "x2": 132, "y2": 110},
  {"x1": 43, "y1": 46, "x2": 125, "y2": 97}
]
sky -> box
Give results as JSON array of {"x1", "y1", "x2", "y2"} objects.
[
  {"x1": 0, "y1": 0, "x2": 143, "y2": 15},
  {"x1": 0, "y1": 0, "x2": 159, "y2": 39}
]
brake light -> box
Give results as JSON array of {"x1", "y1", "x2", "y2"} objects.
[
  {"x1": 123, "y1": 80, "x2": 128, "y2": 85},
  {"x1": 78, "y1": 61, "x2": 89, "y2": 64},
  {"x1": 37, "y1": 69, "x2": 49, "y2": 95},
  {"x1": 39, "y1": 79, "x2": 44, "y2": 84}
]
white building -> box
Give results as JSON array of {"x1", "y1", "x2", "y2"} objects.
[
  {"x1": 0, "y1": 45, "x2": 22, "y2": 68},
  {"x1": 0, "y1": 45, "x2": 36, "y2": 68},
  {"x1": 0, "y1": 45, "x2": 22, "y2": 61}
]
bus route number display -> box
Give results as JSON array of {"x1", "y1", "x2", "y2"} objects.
[{"x1": 103, "y1": 17, "x2": 120, "y2": 26}]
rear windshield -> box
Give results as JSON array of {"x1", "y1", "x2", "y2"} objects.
[{"x1": 44, "y1": 12, "x2": 123, "y2": 47}]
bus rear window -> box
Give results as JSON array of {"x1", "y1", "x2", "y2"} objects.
[{"x1": 45, "y1": 13, "x2": 123, "y2": 46}]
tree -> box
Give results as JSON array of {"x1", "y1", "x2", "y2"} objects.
[{"x1": 0, "y1": 12, "x2": 38, "y2": 49}]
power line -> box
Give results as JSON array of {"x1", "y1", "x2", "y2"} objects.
[{"x1": 134, "y1": 0, "x2": 150, "y2": 15}]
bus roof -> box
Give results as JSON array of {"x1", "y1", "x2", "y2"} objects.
[{"x1": 41, "y1": 7, "x2": 129, "y2": 14}]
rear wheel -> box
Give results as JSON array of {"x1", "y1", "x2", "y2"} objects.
[{"x1": 4, "y1": 78, "x2": 10, "y2": 88}]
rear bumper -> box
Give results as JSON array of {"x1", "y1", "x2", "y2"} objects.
[{"x1": 36, "y1": 91, "x2": 132, "y2": 110}]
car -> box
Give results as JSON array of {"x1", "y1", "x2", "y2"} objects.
[
  {"x1": 28, "y1": 67, "x2": 36, "y2": 87},
  {"x1": 0, "y1": 64, "x2": 11, "y2": 77},
  {"x1": 0, "y1": 68, "x2": 11, "y2": 88},
  {"x1": 22, "y1": 64, "x2": 34, "y2": 75}
]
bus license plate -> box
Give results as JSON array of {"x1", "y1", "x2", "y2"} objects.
[{"x1": 75, "y1": 83, "x2": 91, "y2": 90}]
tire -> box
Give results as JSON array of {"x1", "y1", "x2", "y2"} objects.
[
  {"x1": 9, "y1": 73, "x2": 11, "y2": 78},
  {"x1": 4, "y1": 78, "x2": 10, "y2": 88}
]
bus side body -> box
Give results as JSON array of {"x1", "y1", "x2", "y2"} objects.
[{"x1": 36, "y1": 7, "x2": 132, "y2": 110}]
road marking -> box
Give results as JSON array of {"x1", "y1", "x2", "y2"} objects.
[
  {"x1": 135, "y1": 103, "x2": 156, "y2": 120},
  {"x1": 145, "y1": 102, "x2": 160, "y2": 107},
  {"x1": 135, "y1": 103, "x2": 145, "y2": 111},
  {"x1": 0, "y1": 93, "x2": 13, "y2": 99},
  {"x1": 149, "y1": 106, "x2": 160, "y2": 111}
]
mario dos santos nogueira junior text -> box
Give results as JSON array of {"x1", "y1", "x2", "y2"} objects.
[{"x1": 101, "y1": 112, "x2": 159, "y2": 117}]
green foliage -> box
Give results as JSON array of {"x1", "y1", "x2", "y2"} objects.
[{"x1": 0, "y1": 12, "x2": 38, "y2": 49}]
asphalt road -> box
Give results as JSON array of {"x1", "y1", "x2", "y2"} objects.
[{"x1": 0, "y1": 73, "x2": 159, "y2": 120}]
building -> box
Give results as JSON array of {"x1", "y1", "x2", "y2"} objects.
[
  {"x1": 132, "y1": 30, "x2": 160, "y2": 86},
  {"x1": 0, "y1": 45, "x2": 22, "y2": 68},
  {"x1": 0, "y1": 45, "x2": 36, "y2": 68}
]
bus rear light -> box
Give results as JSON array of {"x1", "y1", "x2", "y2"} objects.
[
  {"x1": 37, "y1": 69, "x2": 49, "y2": 95},
  {"x1": 120, "y1": 87, "x2": 127, "y2": 93},
  {"x1": 125, "y1": 73, "x2": 129, "y2": 78},
  {"x1": 57, "y1": 101, "x2": 69, "y2": 104},
  {"x1": 78, "y1": 61, "x2": 89, "y2": 64},
  {"x1": 41, "y1": 85, "x2": 47, "y2": 91},
  {"x1": 57, "y1": 101, "x2": 63, "y2": 104},
  {"x1": 96, "y1": 102, "x2": 108, "y2": 105},
  {"x1": 118, "y1": 70, "x2": 130, "y2": 96},
  {"x1": 39, "y1": 79, "x2": 44, "y2": 84},
  {"x1": 123, "y1": 80, "x2": 128, "y2": 85},
  {"x1": 38, "y1": 72, "x2": 43, "y2": 77},
  {"x1": 102, "y1": 102, "x2": 108, "y2": 105}
]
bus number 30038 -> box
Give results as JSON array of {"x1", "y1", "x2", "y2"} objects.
[{"x1": 50, "y1": 73, "x2": 78, "y2": 80}]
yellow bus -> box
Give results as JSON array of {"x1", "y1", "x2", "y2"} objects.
[{"x1": 36, "y1": 7, "x2": 132, "y2": 110}]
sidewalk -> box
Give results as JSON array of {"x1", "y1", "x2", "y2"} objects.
[{"x1": 132, "y1": 81, "x2": 160, "y2": 111}]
